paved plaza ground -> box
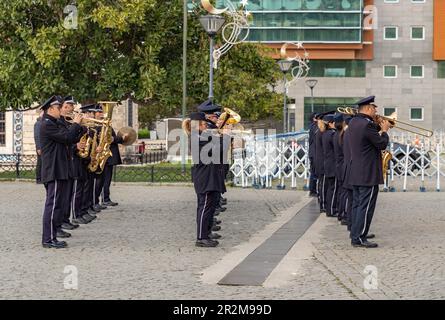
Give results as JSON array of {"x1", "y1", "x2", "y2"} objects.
[{"x1": 0, "y1": 182, "x2": 444, "y2": 299}]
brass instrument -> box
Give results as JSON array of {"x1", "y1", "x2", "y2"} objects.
[
  {"x1": 87, "y1": 129, "x2": 99, "y2": 171},
  {"x1": 65, "y1": 112, "x2": 107, "y2": 128},
  {"x1": 382, "y1": 150, "x2": 393, "y2": 183},
  {"x1": 78, "y1": 128, "x2": 96, "y2": 159},
  {"x1": 336, "y1": 107, "x2": 433, "y2": 138},
  {"x1": 91, "y1": 101, "x2": 116, "y2": 174},
  {"x1": 218, "y1": 108, "x2": 241, "y2": 129}
]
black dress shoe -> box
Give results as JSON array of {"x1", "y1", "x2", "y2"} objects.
[
  {"x1": 195, "y1": 239, "x2": 219, "y2": 247},
  {"x1": 103, "y1": 200, "x2": 118, "y2": 206},
  {"x1": 220, "y1": 198, "x2": 227, "y2": 205},
  {"x1": 320, "y1": 209, "x2": 326, "y2": 213},
  {"x1": 98, "y1": 204, "x2": 107, "y2": 210},
  {"x1": 56, "y1": 230, "x2": 71, "y2": 238},
  {"x1": 212, "y1": 225, "x2": 221, "y2": 232},
  {"x1": 214, "y1": 211, "x2": 220, "y2": 216},
  {"x1": 351, "y1": 240, "x2": 378, "y2": 248},
  {"x1": 216, "y1": 206, "x2": 227, "y2": 212},
  {"x1": 92, "y1": 205, "x2": 102, "y2": 212},
  {"x1": 42, "y1": 240, "x2": 68, "y2": 249},
  {"x1": 73, "y1": 217, "x2": 89, "y2": 224},
  {"x1": 341, "y1": 219, "x2": 348, "y2": 226},
  {"x1": 209, "y1": 233, "x2": 222, "y2": 240},
  {"x1": 309, "y1": 192, "x2": 318, "y2": 197},
  {"x1": 213, "y1": 218, "x2": 221, "y2": 225},
  {"x1": 87, "y1": 208, "x2": 97, "y2": 216},
  {"x1": 82, "y1": 213, "x2": 96, "y2": 222},
  {"x1": 70, "y1": 220, "x2": 80, "y2": 227},
  {"x1": 61, "y1": 222, "x2": 78, "y2": 230},
  {"x1": 366, "y1": 233, "x2": 375, "y2": 239}
]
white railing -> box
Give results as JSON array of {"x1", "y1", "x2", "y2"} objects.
[{"x1": 230, "y1": 130, "x2": 445, "y2": 191}]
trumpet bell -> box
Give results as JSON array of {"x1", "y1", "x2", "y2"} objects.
[{"x1": 219, "y1": 107, "x2": 241, "y2": 126}]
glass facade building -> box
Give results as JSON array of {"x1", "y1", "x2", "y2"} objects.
[{"x1": 190, "y1": 0, "x2": 364, "y2": 43}]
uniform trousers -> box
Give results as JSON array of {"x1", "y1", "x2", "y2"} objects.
[
  {"x1": 60, "y1": 178, "x2": 74, "y2": 226},
  {"x1": 350, "y1": 185, "x2": 379, "y2": 243},
  {"x1": 71, "y1": 178, "x2": 84, "y2": 219},
  {"x1": 81, "y1": 172, "x2": 95, "y2": 213},
  {"x1": 309, "y1": 158, "x2": 318, "y2": 195},
  {"x1": 100, "y1": 165, "x2": 114, "y2": 203},
  {"x1": 345, "y1": 188, "x2": 353, "y2": 231},
  {"x1": 196, "y1": 191, "x2": 219, "y2": 240},
  {"x1": 317, "y1": 174, "x2": 326, "y2": 211},
  {"x1": 42, "y1": 180, "x2": 68, "y2": 243},
  {"x1": 325, "y1": 176, "x2": 338, "y2": 216}
]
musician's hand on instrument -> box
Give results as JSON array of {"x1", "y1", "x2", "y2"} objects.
[
  {"x1": 36, "y1": 149, "x2": 41, "y2": 156},
  {"x1": 77, "y1": 142, "x2": 86, "y2": 150},
  {"x1": 73, "y1": 113, "x2": 83, "y2": 124},
  {"x1": 380, "y1": 119, "x2": 391, "y2": 132}
]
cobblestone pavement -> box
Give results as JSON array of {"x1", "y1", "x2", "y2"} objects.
[{"x1": 0, "y1": 182, "x2": 443, "y2": 299}]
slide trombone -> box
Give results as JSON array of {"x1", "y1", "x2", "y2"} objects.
[{"x1": 336, "y1": 107, "x2": 433, "y2": 138}]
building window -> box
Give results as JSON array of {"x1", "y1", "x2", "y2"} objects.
[
  {"x1": 384, "y1": 0, "x2": 399, "y2": 3},
  {"x1": 410, "y1": 107, "x2": 424, "y2": 121},
  {"x1": 308, "y1": 60, "x2": 366, "y2": 78},
  {"x1": 303, "y1": 97, "x2": 362, "y2": 129},
  {"x1": 0, "y1": 112, "x2": 5, "y2": 146},
  {"x1": 383, "y1": 107, "x2": 397, "y2": 117},
  {"x1": 438, "y1": 62, "x2": 445, "y2": 78},
  {"x1": 384, "y1": 26, "x2": 398, "y2": 40},
  {"x1": 383, "y1": 65, "x2": 397, "y2": 78},
  {"x1": 411, "y1": 0, "x2": 425, "y2": 3},
  {"x1": 410, "y1": 65, "x2": 424, "y2": 78},
  {"x1": 411, "y1": 26, "x2": 425, "y2": 40}
]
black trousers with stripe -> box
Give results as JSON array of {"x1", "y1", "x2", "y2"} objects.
[
  {"x1": 42, "y1": 180, "x2": 69, "y2": 243},
  {"x1": 345, "y1": 188, "x2": 353, "y2": 230},
  {"x1": 71, "y1": 179, "x2": 84, "y2": 219},
  {"x1": 325, "y1": 176, "x2": 338, "y2": 216},
  {"x1": 94, "y1": 165, "x2": 114, "y2": 204},
  {"x1": 94, "y1": 171, "x2": 105, "y2": 205},
  {"x1": 81, "y1": 172, "x2": 95, "y2": 213},
  {"x1": 309, "y1": 158, "x2": 318, "y2": 195},
  {"x1": 317, "y1": 174, "x2": 326, "y2": 211},
  {"x1": 196, "y1": 191, "x2": 219, "y2": 240},
  {"x1": 350, "y1": 185, "x2": 379, "y2": 243},
  {"x1": 60, "y1": 178, "x2": 74, "y2": 226}
]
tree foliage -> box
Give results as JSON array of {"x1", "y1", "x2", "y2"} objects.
[{"x1": 0, "y1": 0, "x2": 283, "y2": 127}]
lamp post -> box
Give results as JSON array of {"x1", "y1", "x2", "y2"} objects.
[
  {"x1": 305, "y1": 79, "x2": 318, "y2": 114},
  {"x1": 278, "y1": 60, "x2": 293, "y2": 133},
  {"x1": 199, "y1": 15, "x2": 226, "y2": 101}
]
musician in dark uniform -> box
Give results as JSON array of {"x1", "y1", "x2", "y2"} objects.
[
  {"x1": 57, "y1": 96, "x2": 86, "y2": 235},
  {"x1": 342, "y1": 115, "x2": 354, "y2": 230},
  {"x1": 184, "y1": 112, "x2": 226, "y2": 247},
  {"x1": 40, "y1": 96, "x2": 83, "y2": 248},
  {"x1": 322, "y1": 113, "x2": 338, "y2": 217},
  {"x1": 308, "y1": 112, "x2": 319, "y2": 197},
  {"x1": 197, "y1": 100, "x2": 225, "y2": 228},
  {"x1": 78, "y1": 104, "x2": 100, "y2": 223},
  {"x1": 314, "y1": 112, "x2": 329, "y2": 213},
  {"x1": 347, "y1": 96, "x2": 391, "y2": 248},
  {"x1": 333, "y1": 113, "x2": 345, "y2": 222}
]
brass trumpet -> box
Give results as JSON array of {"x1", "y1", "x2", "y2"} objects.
[
  {"x1": 336, "y1": 107, "x2": 433, "y2": 138},
  {"x1": 64, "y1": 111, "x2": 109, "y2": 127}
]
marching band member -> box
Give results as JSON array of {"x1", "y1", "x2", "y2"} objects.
[
  {"x1": 308, "y1": 112, "x2": 319, "y2": 198},
  {"x1": 333, "y1": 113, "x2": 346, "y2": 223},
  {"x1": 183, "y1": 112, "x2": 226, "y2": 247},
  {"x1": 322, "y1": 113, "x2": 338, "y2": 217},
  {"x1": 79, "y1": 104, "x2": 100, "y2": 223},
  {"x1": 341, "y1": 115, "x2": 354, "y2": 231},
  {"x1": 40, "y1": 96, "x2": 83, "y2": 249},
  {"x1": 347, "y1": 96, "x2": 391, "y2": 248},
  {"x1": 58, "y1": 96, "x2": 85, "y2": 235}
]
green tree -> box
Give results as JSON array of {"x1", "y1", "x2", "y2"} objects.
[{"x1": 0, "y1": 0, "x2": 283, "y2": 126}]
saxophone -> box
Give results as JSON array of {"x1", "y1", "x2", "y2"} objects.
[
  {"x1": 89, "y1": 102, "x2": 116, "y2": 174},
  {"x1": 87, "y1": 129, "x2": 99, "y2": 172},
  {"x1": 78, "y1": 128, "x2": 95, "y2": 159}
]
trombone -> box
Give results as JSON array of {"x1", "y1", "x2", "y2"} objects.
[{"x1": 336, "y1": 107, "x2": 434, "y2": 138}]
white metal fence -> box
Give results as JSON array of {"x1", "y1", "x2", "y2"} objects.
[{"x1": 230, "y1": 130, "x2": 445, "y2": 192}]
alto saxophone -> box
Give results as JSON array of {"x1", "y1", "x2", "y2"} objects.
[
  {"x1": 78, "y1": 128, "x2": 95, "y2": 159},
  {"x1": 88, "y1": 129, "x2": 99, "y2": 172}
]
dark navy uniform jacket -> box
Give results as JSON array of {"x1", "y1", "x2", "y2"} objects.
[
  {"x1": 322, "y1": 128, "x2": 336, "y2": 178},
  {"x1": 58, "y1": 117, "x2": 87, "y2": 180},
  {"x1": 40, "y1": 114, "x2": 83, "y2": 184},
  {"x1": 346, "y1": 113, "x2": 389, "y2": 186},
  {"x1": 107, "y1": 128, "x2": 124, "y2": 166},
  {"x1": 308, "y1": 122, "x2": 318, "y2": 160},
  {"x1": 314, "y1": 129, "x2": 324, "y2": 176},
  {"x1": 191, "y1": 130, "x2": 226, "y2": 194},
  {"x1": 333, "y1": 131, "x2": 344, "y2": 181}
]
